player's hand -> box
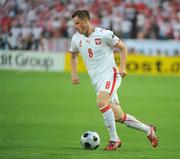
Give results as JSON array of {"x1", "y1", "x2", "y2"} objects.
[
  {"x1": 119, "y1": 69, "x2": 127, "y2": 78},
  {"x1": 71, "y1": 73, "x2": 80, "y2": 85}
]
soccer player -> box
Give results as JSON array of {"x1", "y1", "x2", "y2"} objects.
[{"x1": 69, "y1": 10, "x2": 158, "y2": 150}]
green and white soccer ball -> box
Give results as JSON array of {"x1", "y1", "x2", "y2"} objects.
[{"x1": 80, "y1": 131, "x2": 100, "y2": 149}]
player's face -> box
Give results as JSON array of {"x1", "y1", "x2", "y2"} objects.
[{"x1": 73, "y1": 16, "x2": 88, "y2": 35}]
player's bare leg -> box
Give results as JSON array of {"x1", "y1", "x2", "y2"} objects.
[
  {"x1": 97, "y1": 91, "x2": 121, "y2": 150},
  {"x1": 110, "y1": 103, "x2": 158, "y2": 147}
]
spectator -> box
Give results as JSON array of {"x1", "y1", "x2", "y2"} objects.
[{"x1": 0, "y1": 0, "x2": 179, "y2": 51}]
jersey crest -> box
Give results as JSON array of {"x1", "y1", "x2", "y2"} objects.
[{"x1": 95, "y1": 38, "x2": 101, "y2": 45}]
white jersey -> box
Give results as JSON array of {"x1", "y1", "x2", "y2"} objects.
[{"x1": 70, "y1": 27, "x2": 120, "y2": 85}]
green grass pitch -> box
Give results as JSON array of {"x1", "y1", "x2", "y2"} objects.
[{"x1": 0, "y1": 71, "x2": 179, "y2": 159}]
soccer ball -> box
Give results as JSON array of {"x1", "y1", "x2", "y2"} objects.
[{"x1": 80, "y1": 131, "x2": 100, "y2": 149}]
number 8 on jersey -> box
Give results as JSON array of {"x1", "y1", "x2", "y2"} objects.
[{"x1": 88, "y1": 48, "x2": 93, "y2": 58}]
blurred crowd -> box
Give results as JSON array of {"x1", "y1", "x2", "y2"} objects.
[{"x1": 0, "y1": 0, "x2": 180, "y2": 51}]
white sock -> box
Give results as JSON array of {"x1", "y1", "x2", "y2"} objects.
[
  {"x1": 100, "y1": 105, "x2": 119, "y2": 141},
  {"x1": 122, "y1": 114, "x2": 150, "y2": 134}
]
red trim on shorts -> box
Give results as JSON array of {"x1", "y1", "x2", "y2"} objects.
[
  {"x1": 110, "y1": 67, "x2": 117, "y2": 95},
  {"x1": 100, "y1": 105, "x2": 111, "y2": 113}
]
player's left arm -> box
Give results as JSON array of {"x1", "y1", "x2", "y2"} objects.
[{"x1": 115, "y1": 41, "x2": 128, "y2": 78}]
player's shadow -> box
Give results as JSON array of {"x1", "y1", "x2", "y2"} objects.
[
  {"x1": 60, "y1": 146, "x2": 99, "y2": 151},
  {"x1": 60, "y1": 146, "x2": 82, "y2": 150}
]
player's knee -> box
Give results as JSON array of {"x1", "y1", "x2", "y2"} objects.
[
  {"x1": 97, "y1": 101, "x2": 106, "y2": 108},
  {"x1": 97, "y1": 99, "x2": 111, "y2": 114},
  {"x1": 97, "y1": 94, "x2": 110, "y2": 109}
]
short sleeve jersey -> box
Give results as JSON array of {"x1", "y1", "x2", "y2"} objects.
[{"x1": 70, "y1": 27, "x2": 120, "y2": 84}]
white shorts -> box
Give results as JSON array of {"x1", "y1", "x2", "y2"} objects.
[{"x1": 93, "y1": 67, "x2": 121, "y2": 104}]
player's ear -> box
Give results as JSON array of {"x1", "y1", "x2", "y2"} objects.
[{"x1": 83, "y1": 17, "x2": 90, "y2": 23}]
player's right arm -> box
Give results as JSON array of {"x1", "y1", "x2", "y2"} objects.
[
  {"x1": 70, "y1": 35, "x2": 80, "y2": 85},
  {"x1": 70, "y1": 52, "x2": 80, "y2": 85}
]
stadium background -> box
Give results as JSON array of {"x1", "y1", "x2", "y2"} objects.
[{"x1": 0, "y1": 0, "x2": 180, "y2": 159}]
